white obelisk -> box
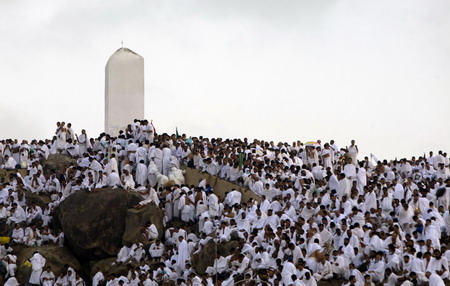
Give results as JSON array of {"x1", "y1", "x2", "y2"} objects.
[{"x1": 105, "y1": 47, "x2": 144, "y2": 135}]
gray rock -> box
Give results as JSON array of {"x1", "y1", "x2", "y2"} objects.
[
  {"x1": 122, "y1": 201, "x2": 165, "y2": 245},
  {"x1": 191, "y1": 240, "x2": 241, "y2": 274},
  {"x1": 42, "y1": 154, "x2": 77, "y2": 177},
  {"x1": 54, "y1": 189, "x2": 143, "y2": 260}
]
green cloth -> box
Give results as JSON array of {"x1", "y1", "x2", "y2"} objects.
[{"x1": 238, "y1": 153, "x2": 244, "y2": 168}]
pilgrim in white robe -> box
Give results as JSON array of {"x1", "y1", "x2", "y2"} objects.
[
  {"x1": 364, "y1": 191, "x2": 377, "y2": 211},
  {"x1": 367, "y1": 259, "x2": 385, "y2": 282},
  {"x1": 208, "y1": 193, "x2": 219, "y2": 217},
  {"x1": 180, "y1": 198, "x2": 195, "y2": 223},
  {"x1": 427, "y1": 273, "x2": 445, "y2": 286},
  {"x1": 11, "y1": 226, "x2": 24, "y2": 244},
  {"x1": 147, "y1": 161, "x2": 159, "y2": 187},
  {"x1": 356, "y1": 167, "x2": 367, "y2": 193},
  {"x1": 153, "y1": 148, "x2": 163, "y2": 173},
  {"x1": 56, "y1": 129, "x2": 66, "y2": 151},
  {"x1": 337, "y1": 177, "x2": 351, "y2": 199},
  {"x1": 107, "y1": 157, "x2": 119, "y2": 175},
  {"x1": 138, "y1": 187, "x2": 160, "y2": 207},
  {"x1": 328, "y1": 174, "x2": 339, "y2": 192},
  {"x1": 3, "y1": 254, "x2": 17, "y2": 278},
  {"x1": 331, "y1": 255, "x2": 346, "y2": 276},
  {"x1": 149, "y1": 241, "x2": 164, "y2": 259},
  {"x1": 321, "y1": 148, "x2": 333, "y2": 169},
  {"x1": 168, "y1": 167, "x2": 186, "y2": 185},
  {"x1": 386, "y1": 252, "x2": 401, "y2": 273},
  {"x1": 106, "y1": 171, "x2": 121, "y2": 188},
  {"x1": 161, "y1": 193, "x2": 172, "y2": 222},
  {"x1": 54, "y1": 274, "x2": 67, "y2": 286},
  {"x1": 172, "y1": 188, "x2": 182, "y2": 219},
  {"x1": 427, "y1": 257, "x2": 449, "y2": 279},
  {"x1": 146, "y1": 223, "x2": 159, "y2": 241},
  {"x1": 121, "y1": 173, "x2": 135, "y2": 190},
  {"x1": 281, "y1": 260, "x2": 297, "y2": 286},
  {"x1": 4, "y1": 277, "x2": 19, "y2": 286},
  {"x1": 40, "y1": 269, "x2": 56, "y2": 286},
  {"x1": 29, "y1": 252, "x2": 46, "y2": 285},
  {"x1": 249, "y1": 179, "x2": 265, "y2": 197},
  {"x1": 224, "y1": 190, "x2": 242, "y2": 206},
  {"x1": 130, "y1": 243, "x2": 145, "y2": 262},
  {"x1": 206, "y1": 256, "x2": 229, "y2": 275},
  {"x1": 347, "y1": 145, "x2": 358, "y2": 165},
  {"x1": 177, "y1": 238, "x2": 190, "y2": 269},
  {"x1": 92, "y1": 270, "x2": 105, "y2": 286},
  {"x1": 344, "y1": 164, "x2": 356, "y2": 180},
  {"x1": 303, "y1": 274, "x2": 318, "y2": 286},
  {"x1": 217, "y1": 225, "x2": 232, "y2": 242},
  {"x1": 444, "y1": 211, "x2": 450, "y2": 235},
  {"x1": 135, "y1": 146, "x2": 148, "y2": 165},
  {"x1": 202, "y1": 218, "x2": 215, "y2": 235},
  {"x1": 7, "y1": 205, "x2": 26, "y2": 225},
  {"x1": 398, "y1": 205, "x2": 415, "y2": 230},
  {"x1": 78, "y1": 133, "x2": 88, "y2": 156},
  {"x1": 411, "y1": 257, "x2": 425, "y2": 274},
  {"x1": 314, "y1": 260, "x2": 333, "y2": 281},
  {"x1": 425, "y1": 224, "x2": 441, "y2": 248},
  {"x1": 135, "y1": 162, "x2": 148, "y2": 187},
  {"x1": 116, "y1": 245, "x2": 131, "y2": 264},
  {"x1": 162, "y1": 147, "x2": 172, "y2": 176}
]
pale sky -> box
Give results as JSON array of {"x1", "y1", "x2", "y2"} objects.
[{"x1": 0, "y1": 0, "x2": 449, "y2": 161}]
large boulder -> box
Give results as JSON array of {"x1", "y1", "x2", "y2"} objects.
[
  {"x1": 191, "y1": 239, "x2": 242, "y2": 274},
  {"x1": 0, "y1": 169, "x2": 27, "y2": 182},
  {"x1": 14, "y1": 245, "x2": 81, "y2": 284},
  {"x1": 54, "y1": 189, "x2": 144, "y2": 261},
  {"x1": 25, "y1": 191, "x2": 52, "y2": 209},
  {"x1": 122, "y1": 201, "x2": 165, "y2": 245},
  {"x1": 42, "y1": 154, "x2": 77, "y2": 177}
]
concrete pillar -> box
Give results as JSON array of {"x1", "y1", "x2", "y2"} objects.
[{"x1": 105, "y1": 47, "x2": 144, "y2": 135}]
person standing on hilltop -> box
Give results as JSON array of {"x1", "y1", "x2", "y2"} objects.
[
  {"x1": 321, "y1": 143, "x2": 333, "y2": 169},
  {"x1": 347, "y1": 140, "x2": 358, "y2": 165},
  {"x1": 66, "y1": 123, "x2": 76, "y2": 142},
  {"x1": 162, "y1": 143, "x2": 172, "y2": 176},
  {"x1": 55, "y1": 122, "x2": 67, "y2": 153},
  {"x1": 135, "y1": 160, "x2": 148, "y2": 187},
  {"x1": 142, "y1": 120, "x2": 154, "y2": 143},
  {"x1": 78, "y1": 129, "x2": 89, "y2": 156}
]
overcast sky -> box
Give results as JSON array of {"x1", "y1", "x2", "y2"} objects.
[{"x1": 0, "y1": 0, "x2": 449, "y2": 160}]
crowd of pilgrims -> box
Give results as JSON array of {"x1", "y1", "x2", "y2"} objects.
[{"x1": 1, "y1": 119, "x2": 450, "y2": 286}]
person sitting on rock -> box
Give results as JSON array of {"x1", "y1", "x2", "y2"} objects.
[
  {"x1": 114, "y1": 244, "x2": 132, "y2": 265},
  {"x1": 40, "y1": 266, "x2": 56, "y2": 286},
  {"x1": 24, "y1": 224, "x2": 43, "y2": 247},
  {"x1": 75, "y1": 273, "x2": 86, "y2": 286},
  {"x1": 149, "y1": 239, "x2": 164, "y2": 261},
  {"x1": 121, "y1": 169, "x2": 135, "y2": 191},
  {"x1": 11, "y1": 224, "x2": 24, "y2": 244},
  {"x1": 91, "y1": 267, "x2": 105, "y2": 286},
  {"x1": 2, "y1": 253, "x2": 17, "y2": 279},
  {"x1": 54, "y1": 272, "x2": 66, "y2": 286},
  {"x1": 65, "y1": 268, "x2": 76, "y2": 286},
  {"x1": 130, "y1": 242, "x2": 146, "y2": 263}
]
